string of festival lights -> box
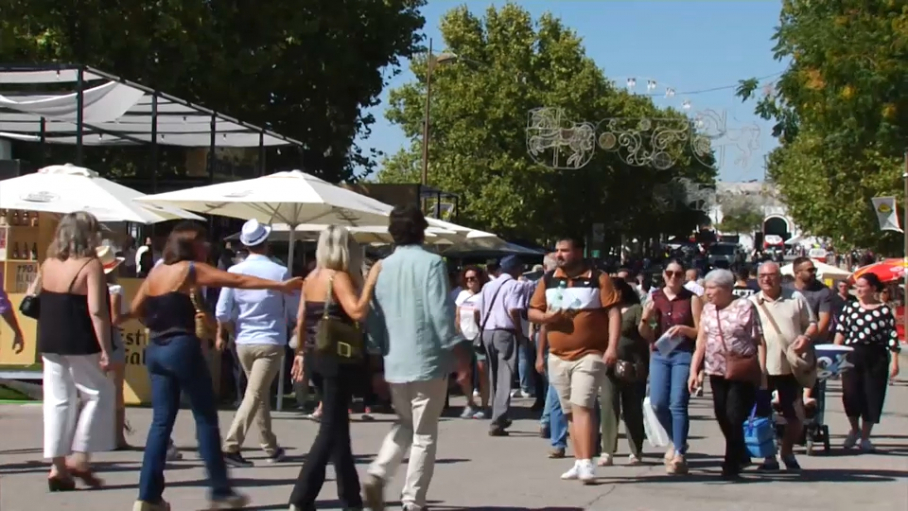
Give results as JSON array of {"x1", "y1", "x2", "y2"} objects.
[{"x1": 609, "y1": 71, "x2": 784, "y2": 110}]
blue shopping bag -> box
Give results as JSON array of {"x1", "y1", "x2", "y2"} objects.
[{"x1": 743, "y1": 403, "x2": 776, "y2": 459}]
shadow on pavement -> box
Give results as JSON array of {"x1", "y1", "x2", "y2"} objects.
[
  {"x1": 595, "y1": 466, "x2": 904, "y2": 485},
  {"x1": 0, "y1": 460, "x2": 194, "y2": 476}
]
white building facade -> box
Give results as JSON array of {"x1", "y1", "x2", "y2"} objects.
[{"x1": 708, "y1": 181, "x2": 802, "y2": 251}]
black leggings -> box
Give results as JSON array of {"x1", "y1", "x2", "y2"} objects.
[
  {"x1": 710, "y1": 376, "x2": 756, "y2": 474},
  {"x1": 289, "y1": 372, "x2": 362, "y2": 510},
  {"x1": 842, "y1": 345, "x2": 890, "y2": 424}
]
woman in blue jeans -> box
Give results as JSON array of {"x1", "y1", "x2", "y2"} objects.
[
  {"x1": 129, "y1": 222, "x2": 299, "y2": 511},
  {"x1": 643, "y1": 260, "x2": 702, "y2": 474}
]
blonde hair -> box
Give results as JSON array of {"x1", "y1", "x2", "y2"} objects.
[
  {"x1": 48, "y1": 211, "x2": 101, "y2": 261},
  {"x1": 315, "y1": 225, "x2": 364, "y2": 288}
]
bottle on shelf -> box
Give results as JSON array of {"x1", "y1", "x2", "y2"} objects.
[
  {"x1": 0, "y1": 209, "x2": 7, "y2": 226},
  {"x1": 11, "y1": 210, "x2": 19, "y2": 226},
  {"x1": 31, "y1": 212, "x2": 39, "y2": 227},
  {"x1": 12, "y1": 242, "x2": 20, "y2": 259},
  {"x1": 31, "y1": 243, "x2": 38, "y2": 260}
]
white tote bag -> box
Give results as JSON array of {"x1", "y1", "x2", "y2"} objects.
[{"x1": 643, "y1": 396, "x2": 670, "y2": 448}]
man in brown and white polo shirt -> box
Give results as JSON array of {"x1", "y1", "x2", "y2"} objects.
[{"x1": 529, "y1": 237, "x2": 620, "y2": 483}]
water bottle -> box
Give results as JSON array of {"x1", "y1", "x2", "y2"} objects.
[{"x1": 551, "y1": 280, "x2": 567, "y2": 310}]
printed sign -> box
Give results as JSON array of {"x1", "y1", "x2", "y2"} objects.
[{"x1": 14, "y1": 263, "x2": 38, "y2": 293}]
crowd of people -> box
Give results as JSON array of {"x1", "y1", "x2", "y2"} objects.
[{"x1": 3, "y1": 204, "x2": 903, "y2": 510}]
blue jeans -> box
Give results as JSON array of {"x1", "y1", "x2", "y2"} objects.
[
  {"x1": 517, "y1": 338, "x2": 536, "y2": 395},
  {"x1": 138, "y1": 335, "x2": 232, "y2": 502},
  {"x1": 649, "y1": 350, "x2": 693, "y2": 455},
  {"x1": 545, "y1": 382, "x2": 568, "y2": 449}
]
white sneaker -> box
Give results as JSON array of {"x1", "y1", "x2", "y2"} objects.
[
  {"x1": 860, "y1": 438, "x2": 875, "y2": 453},
  {"x1": 577, "y1": 460, "x2": 596, "y2": 484},
  {"x1": 166, "y1": 443, "x2": 183, "y2": 461},
  {"x1": 460, "y1": 406, "x2": 477, "y2": 419},
  {"x1": 510, "y1": 389, "x2": 524, "y2": 398},
  {"x1": 628, "y1": 454, "x2": 642, "y2": 465},
  {"x1": 472, "y1": 389, "x2": 480, "y2": 398},
  {"x1": 597, "y1": 454, "x2": 613, "y2": 467},
  {"x1": 843, "y1": 431, "x2": 859, "y2": 449},
  {"x1": 560, "y1": 462, "x2": 580, "y2": 480}
]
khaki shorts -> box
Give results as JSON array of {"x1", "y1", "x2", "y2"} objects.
[{"x1": 548, "y1": 353, "x2": 606, "y2": 412}]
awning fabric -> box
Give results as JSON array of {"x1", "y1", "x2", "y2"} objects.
[{"x1": 0, "y1": 66, "x2": 299, "y2": 148}]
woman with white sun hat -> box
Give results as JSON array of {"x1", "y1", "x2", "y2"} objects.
[{"x1": 96, "y1": 245, "x2": 131, "y2": 449}]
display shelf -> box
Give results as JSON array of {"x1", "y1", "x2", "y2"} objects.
[{"x1": 0, "y1": 211, "x2": 57, "y2": 293}]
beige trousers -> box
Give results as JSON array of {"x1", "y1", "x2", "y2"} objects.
[
  {"x1": 223, "y1": 344, "x2": 283, "y2": 454},
  {"x1": 368, "y1": 378, "x2": 447, "y2": 511}
]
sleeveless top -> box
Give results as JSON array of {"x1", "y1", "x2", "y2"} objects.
[
  {"x1": 650, "y1": 287, "x2": 696, "y2": 352},
  {"x1": 304, "y1": 286, "x2": 363, "y2": 379},
  {"x1": 37, "y1": 260, "x2": 104, "y2": 356},
  {"x1": 143, "y1": 263, "x2": 198, "y2": 340}
]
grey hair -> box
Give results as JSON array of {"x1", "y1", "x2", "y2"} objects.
[
  {"x1": 48, "y1": 211, "x2": 101, "y2": 260},
  {"x1": 703, "y1": 268, "x2": 735, "y2": 289},
  {"x1": 543, "y1": 252, "x2": 557, "y2": 272}
]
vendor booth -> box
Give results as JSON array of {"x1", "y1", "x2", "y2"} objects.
[{"x1": 0, "y1": 164, "x2": 204, "y2": 404}]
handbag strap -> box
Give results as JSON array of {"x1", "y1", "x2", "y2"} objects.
[
  {"x1": 64, "y1": 258, "x2": 96, "y2": 293},
  {"x1": 322, "y1": 273, "x2": 335, "y2": 320},
  {"x1": 756, "y1": 297, "x2": 784, "y2": 338},
  {"x1": 745, "y1": 403, "x2": 759, "y2": 432},
  {"x1": 715, "y1": 305, "x2": 731, "y2": 354},
  {"x1": 479, "y1": 283, "x2": 505, "y2": 333}
]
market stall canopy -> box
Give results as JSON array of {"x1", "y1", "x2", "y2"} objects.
[
  {"x1": 0, "y1": 66, "x2": 300, "y2": 147},
  {"x1": 0, "y1": 164, "x2": 204, "y2": 223},
  {"x1": 781, "y1": 260, "x2": 851, "y2": 280},
  {"x1": 137, "y1": 170, "x2": 393, "y2": 227}
]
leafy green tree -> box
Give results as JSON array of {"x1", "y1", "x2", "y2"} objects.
[
  {"x1": 0, "y1": 0, "x2": 426, "y2": 183},
  {"x1": 737, "y1": 0, "x2": 908, "y2": 253},
  {"x1": 717, "y1": 195, "x2": 764, "y2": 234},
  {"x1": 376, "y1": 3, "x2": 715, "y2": 241}
]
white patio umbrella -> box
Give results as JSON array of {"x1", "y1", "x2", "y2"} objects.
[
  {"x1": 226, "y1": 223, "x2": 460, "y2": 245},
  {"x1": 781, "y1": 261, "x2": 851, "y2": 280},
  {"x1": 425, "y1": 217, "x2": 510, "y2": 250},
  {"x1": 0, "y1": 163, "x2": 204, "y2": 223},
  {"x1": 137, "y1": 170, "x2": 396, "y2": 410}
]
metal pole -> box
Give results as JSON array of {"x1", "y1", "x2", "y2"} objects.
[
  {"x1": 208, "y1": 113, "x2": 217, "y2": 184},
  {"x1": 896, "y1": 149, "x2": 908, "y2": 346},
  {"x1": 150, "y1": 94, "x2": 159, "y2": 193},
  {"x1": 420, "y1": 38, "x2": 433, "y2": 211},
  {"x1": 258, "y1": 130, "x2": 266, "y2": 176},
  {"x1": 39, "y1": 118, "x2": 46, "y2": 167},
  {"x1": 75, "y1": 67, "x2": 85, "y2": 165}
]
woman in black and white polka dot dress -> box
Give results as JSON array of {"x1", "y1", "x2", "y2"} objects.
[{"x1": 834, "y1": 273, "x2": 901, "y2": 452}]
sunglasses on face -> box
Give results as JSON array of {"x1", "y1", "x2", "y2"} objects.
[
  {"x1": 800, "y1": 267, "x2": 817, "y2": 273},
  {"x1": 465, "y1": 276, "x2": 478, "y2": 282},
  {"x1": 665, "y1": 271, "x2": 684, "y2": 278}
]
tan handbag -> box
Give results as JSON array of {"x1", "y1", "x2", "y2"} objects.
[
  {"x1": 189, "y1": 289, "x2": 213, "y2": 340},
  {"x1": 756, "y1": 299, "x2": 817, "y2": 388}
]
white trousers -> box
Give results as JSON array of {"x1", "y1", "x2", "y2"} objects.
[
  {"x1": 42, "y1": 354, "x2": 116, "y2": 458},
  {"x1": 368, "y1": 378, "x2": 447, "y2": 511}
]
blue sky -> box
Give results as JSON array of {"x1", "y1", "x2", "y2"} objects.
[{"x1": 357, "y1": 0, "x2": 786, "y2": 183}]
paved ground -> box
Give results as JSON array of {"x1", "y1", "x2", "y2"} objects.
[{"x1": 1, "y1": 377, "x2": 907, "y2": 511}]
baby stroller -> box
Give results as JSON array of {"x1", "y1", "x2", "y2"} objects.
[{"x1": 772, "y1": 344, "x2": 854, "y2": 456}]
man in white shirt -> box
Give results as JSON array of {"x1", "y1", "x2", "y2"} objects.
[
  {"x1": 749, "y1": 261, "x2": 817, "y2": 472},
  {"x1": 216, "y1": 219, "x2": 298, "y2": 467}
]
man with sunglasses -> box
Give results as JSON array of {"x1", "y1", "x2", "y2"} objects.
[
  {"x1": 785, "y1": 257, "x2": 832, "y2": 409},
  {"x1": 786, "y1": 257, "x2": 833, "y2": 343}
]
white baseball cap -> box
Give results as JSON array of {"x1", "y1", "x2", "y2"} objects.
[{"x1": 239, "y1": 219, "x2": 271, "y2": 247}]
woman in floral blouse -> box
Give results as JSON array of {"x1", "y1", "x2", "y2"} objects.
[
  {"x1": 834, "y1": 273, "x2": 901, "y2": 452},
  {"x1": 690, "y1": 269, "x2": 767, "y2": 480}
]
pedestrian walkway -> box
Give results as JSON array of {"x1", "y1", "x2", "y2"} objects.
[{"x1": 0, "y1": 380, "x2": 906, "y2": 511}]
